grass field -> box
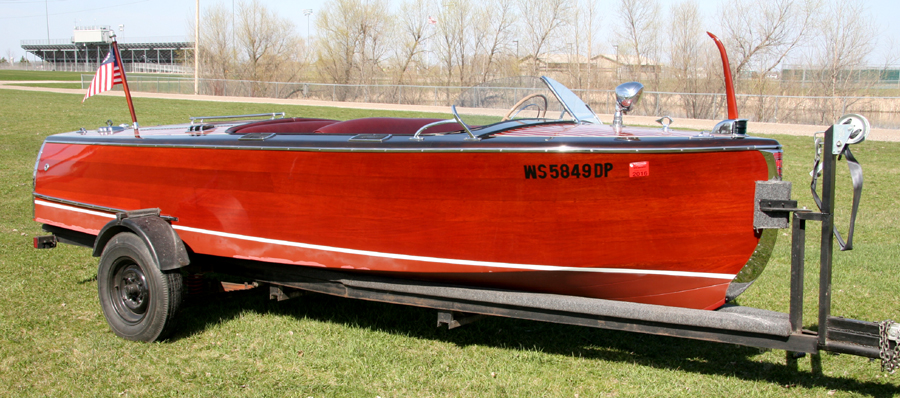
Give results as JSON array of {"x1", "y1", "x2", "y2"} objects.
[
  {"x1": 5, "y1": 83, "x2": 84, "y2": 89},
  {"x1": 0, "y1": 70, "x2": 84, "y2": 81},
  {"x1": 1, "y1": 87, "x2": 899, "y2": 397}
]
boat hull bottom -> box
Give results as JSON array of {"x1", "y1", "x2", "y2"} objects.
[
  {"x1": 366, "y1": 270, "x2": 730, "y2": 310},
  {"x1": 201, "y1": 254, "x2": 731, "y2": 310}
]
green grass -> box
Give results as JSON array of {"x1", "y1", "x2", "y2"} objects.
[
  {"x1": 0, "y1": 70, "x2": 191, "y2": 85},
  {"x1": 0, "y1": 70, "x2": 85, "y2": 81},
  {"x1": 6, "y1": 83, "x2": 83, "y2": 89},
  {"x1": 1, "y1": 88, "x2": 899, "y2": 396}
]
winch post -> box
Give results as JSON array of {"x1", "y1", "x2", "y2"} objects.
[
  {"x1": 789, "y1": 215, "x2": 806, "y2": 334},
  {"x1": 817, "y1": 126, "x2": 837, "y2": 348}
]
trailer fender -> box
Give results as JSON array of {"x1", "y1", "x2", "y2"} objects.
[{"x1": 92, "y1": 208, "x2": 190, "y2": 271}]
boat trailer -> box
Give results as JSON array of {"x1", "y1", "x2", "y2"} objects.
[
  {"x1": 32, "y1": 118, "x2": 900, "y2": 370},
  {"x1": 206, "y1": 118, "x2": 897, "y2": 371}
]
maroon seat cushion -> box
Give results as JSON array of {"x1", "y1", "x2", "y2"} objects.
[
  {"x1": 230, "y1": 118, "x2": 339, "y2": 134},
  {"x1": 313, "y1": 117, "x2": 463, "y2": 135}
]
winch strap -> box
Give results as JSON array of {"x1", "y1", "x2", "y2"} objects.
[{"x1": 810, "y1": 146, "x2": 863, "y2": 251}]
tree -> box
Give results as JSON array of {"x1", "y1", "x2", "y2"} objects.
[
  {"x1": 567, "y1": 0, "x2": 603, "y2": 90},
  {"x1": 192, "y1": 0, "x2": 308, "y2": 97},
  {"x1": 719, "y1": 0, "x2": 816, "y2": 85},
  {"x1": 196, "y1": 3, "x2": 235, "y2": 91},
  {"x1": 316, "y1": 0, "x2": 391, "y2": 91},
  {"x1": 474, "y1": 0, "x2": 517, "y2": 83},
  {"x1": 806, "y1": 0, "x2": 876, "y2": 123},
  {"x1": 518, "y1": 0, "x2": 571, "y2": 75},
  {"x1": 616, "y1": 0, "x2": 661, "y2": 85},
  {"x1": 391, "y1": 0, "x2": 437, "y2": 86},
  {"x1": 717, "y1": 0, "x2": 817, "y2": 120},
  {"x1": 236, "y1": 0, "x2": 307, "y2": 95},
  {"x1": 434, "y1": 0, "x2": 475, "y2": 86},
  {"x1": 667, "y1": 0, "x2": 719, "y2": 118}
]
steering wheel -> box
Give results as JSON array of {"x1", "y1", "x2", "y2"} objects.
[{"x1": 502, "y1": 94, "x2": 548, "y2": 121}]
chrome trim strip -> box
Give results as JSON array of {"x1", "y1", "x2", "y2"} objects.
[
  {"x1": 36, "y1": 196, "x2": 736, "y2": 280},
  {"x1": 34, "y1": 199, "x2": 117, "y2": 219},
  {"x1": 726, "y1": 228, "x2": 778, "y2": 300},
  {"x1": 190, "y1": 112, "x2": 284, "y2": 124},
  {"x1": 42, "y1": 138, "x2": 782, "y2": 155},
  {"x1": 34, "y1": 194, "x2": 124, "y2": 215}
]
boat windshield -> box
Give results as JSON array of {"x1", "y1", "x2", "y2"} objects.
[{"x1": 451, "y1": 76, "x2": 601, "y2": 130}]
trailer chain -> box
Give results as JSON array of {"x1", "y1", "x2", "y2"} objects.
[{"x1": 880, "y1": 320, "x2": 900, "y2": 373}]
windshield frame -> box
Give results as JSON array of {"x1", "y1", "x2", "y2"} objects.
[
  {"x1": 541, "y1": 76, "x2": 602, "y2": 125},
  {"x1": 452, "y1": 76, "x2": 602, "y2": 137}
]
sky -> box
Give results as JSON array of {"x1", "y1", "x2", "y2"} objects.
[{"x1": 2, "y1": 0, "x2": 898, "y2": 65}]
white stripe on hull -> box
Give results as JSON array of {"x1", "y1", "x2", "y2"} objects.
[{"x1": 35, "y1": 199, "x2": 737, "y2": 280}]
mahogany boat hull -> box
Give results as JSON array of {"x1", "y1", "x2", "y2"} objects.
[{"x1": 33, "y1": 127, "x2": 780, "y2": 310}]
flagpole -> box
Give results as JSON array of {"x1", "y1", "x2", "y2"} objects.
[{"x1": 110, "y1": 38, "x2": 139, "y2": 136}]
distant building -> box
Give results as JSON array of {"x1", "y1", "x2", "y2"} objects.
[
  {"x1": 781, "y1": 65, "x2": 900, "y2": 88},
  {"x1": 21, "y1": 26, "x2": 193, "y2": 73},
  {"x1": 519, "y1": 53, "x2": 661, "y2": 80}
]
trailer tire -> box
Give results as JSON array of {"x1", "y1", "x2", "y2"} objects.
[{"x1": 98, "y1": 232, "x2": 183, "y2": 342}]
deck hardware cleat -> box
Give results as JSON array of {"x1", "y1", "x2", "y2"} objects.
[
  {"x1": 98, "y1": 119, "x2": 125, "y2": 135},
  {"x1": 656, "y1": 116, "x2": 673, "y2": 134}
]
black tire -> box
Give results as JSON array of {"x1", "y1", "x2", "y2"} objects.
[{"x1": 98, "y1": 232, "x2": 183, "y2": 342}]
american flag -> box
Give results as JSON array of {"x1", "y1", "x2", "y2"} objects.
[{"x1": 82, "y1": 50, "x2": 123, "y2": 102}]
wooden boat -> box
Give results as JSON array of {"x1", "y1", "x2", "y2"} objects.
[{"x1": 33, "y1": 76, "x2": 782, "y2": 314}]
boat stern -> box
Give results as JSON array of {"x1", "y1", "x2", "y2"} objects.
[{"x1": 726, "y1": 149, "x2": 790, "y2": 301}]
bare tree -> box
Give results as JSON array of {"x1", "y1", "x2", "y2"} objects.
[
  {"x1": 567, "y1": 0, "x2": 603, "y2": 90},
  {"x1": 473, "y1": 0, "x2": 517, "y2": 83},
  {"x1": 235, "y1": 0, "x2": 307, "y2": 96},
  {"x1": 518, "y1": 0, "x2": 571, "y2": 75},
  {"x1": 719, "y1": 0, "x2": 816, "y2": 84},
  {"x1": 806, "y1": 0, "x2": 876, "y2": 123},
  {"x1": 316, "y1": 0, "x2": 391, "y2": 91},
  {"x1": 195, "y1": 3, "x2": 234, "y2": 94},
  {"x1": 667, "y1": 0, "x2": 719, "y2": 118},
  {"x1": 616, "y1": 0, "x2": 660, "y2": 85},
  {"x1": 435, "y1": 0, "x2": 475, "y2": 86},
  {"x1": 392, "y1": 0, "x2": 437, "y2": 86}
]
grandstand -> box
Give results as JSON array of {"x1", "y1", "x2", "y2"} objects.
[{"x1": 21, "y1": 26, "x2": 192, "y2": 74}]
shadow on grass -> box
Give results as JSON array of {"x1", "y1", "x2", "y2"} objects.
[{"x1": 169, "y1": 287, "x2": 897, "y2": 397}]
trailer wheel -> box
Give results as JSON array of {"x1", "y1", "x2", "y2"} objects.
[{"x1": 98, "y1": 232, "x2": 183, "y2": 342}]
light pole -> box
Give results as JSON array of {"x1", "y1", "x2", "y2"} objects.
[
  {"x1": 232, "y1": 0, "x2": 235, "y2": 49},
  {"x1": 45, "y1": 0, "x2": 50, "y2": 43},
  {"x1": 303, "y1": 9, "x2": 313, "y2": 41},
  {"x1": 613, "y1": 45, "x2": 619, "y2": 80},
  {"x1": 194, "y1": 0, "x2": 199, "y2": 95}
]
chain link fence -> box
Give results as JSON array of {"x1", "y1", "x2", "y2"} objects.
[{"x1": 81, "y1": 75, "x2": 900, "y2": 129}]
